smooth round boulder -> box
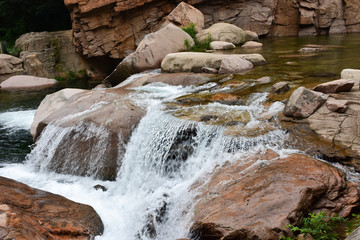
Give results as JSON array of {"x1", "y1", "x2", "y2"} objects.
[
  {"x1": 0, "y1": 75, "x2": 58, "y2": 90},
  {"x1": 196, "y1": 23, "x2": 247, "y2": 45},
  {"x1": 241, "y1": 41, "x2": 263, "y2": 49}
]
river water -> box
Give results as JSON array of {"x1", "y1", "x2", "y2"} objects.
[{"x1": 0, "y1": 33, "x2": 360, "y2": 239}]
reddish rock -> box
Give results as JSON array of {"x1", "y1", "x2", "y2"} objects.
[
  {"x1": 162, "y1": 2, "x2": 204, "y2": 31},
  {"x1": 31, "y1": 88, "x2": 145, "y2": 180},
  {"x1": 313, "y1": 79, "x2": 355, "y2": 93},
  {"x1": 191, "y1": 151, "x2": 359, "y2": 240},
  {"x1": 0, "y1": 75, "x2": 58, "y2": 91},
  {"x1": 326, "y1": 99, "x2": 348, "y2": 113},
  {"x1": 103, "y1": 24, "x2": 193, "y2": 86},
  {"x1": 0, "y1": 176, "x2": 103, "y2": 240},
  {"x1": 284, "y1": 87, "x2": 328, "y2": 118},
  {"x1": 64, "y1": 0, "x2": 360, "y2": 59},
  {"x1": 211, "y1": 93, "x2": 238, "y2": 102}
]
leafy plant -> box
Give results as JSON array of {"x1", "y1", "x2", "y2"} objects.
[
  {"x1": 280, "y1": 212, "x2": 346, "y2": 240},
  {"x1": 181, "y1": 22, "x2": 212, "y2": 52},
  {"x1": 55, "y1": 70, "x2": 89, "y2": 82},
  {"x1": 346, "y1": 213, "x2": 360, "y2": 236}
]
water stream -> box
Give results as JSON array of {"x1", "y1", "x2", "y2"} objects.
[{"x1": 1, "y1": 33, "x2": 360, "y2": 239}]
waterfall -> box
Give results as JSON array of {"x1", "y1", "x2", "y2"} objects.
[{"x1": 1, "y1": 83, "x2": 288, "y2": 240}]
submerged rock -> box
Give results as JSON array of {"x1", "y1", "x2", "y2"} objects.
[
  {"x1": 0, "y1": 176, "x2": 104, "y2": 239},
  {"x1": 191, "y1": 151, "x2": 359, "y2": 240},
  {"x1": 241, "y1": 40, "x2": 263, "y2": 49},
  {"x1": 271, "y1": 81, "x2": 291, "y2": 94},
  {"x1": 0, "y1": 75, "x2": 58, "y2": 91}
]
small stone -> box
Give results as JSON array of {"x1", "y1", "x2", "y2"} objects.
[
  {"x1": 326, "y1": 99, "x2": 348, "y2": 113},
  {"x1": 245, "y1": 30, "x2": 259, "y2": 41},
  {"x1": 201, "y1": 67, "x2": 218, "y2": 74},
  {"x1": 255, "y1": 76, "x2": 271, "y2": 84},
  {"x1": 271, "y1": 81, "x2": 290, "y2": 94},
  {"x1": 93, "y1": 184, "x2": 108, "y2": 191},
  {"x1": 313, "y1": 79, "x2": 355, "y2": 93},
  {"x1": 242, "y1": 41, "x2": 263, "y2": 49},
  {"x1": 211, "y1": 93, "x2": 238, "y2": 102},
  {"x1": 284, "y1": 87, "x2": 328, "y2": 118},
  {"x1": 210, "y1": 41, "x2": 236, "y2": 50},
  {"x1": 200, "y1": 115, "x2": 218, "y2": 122},
  {"x1": 299, "y1": 47, "x2": 324, "y2": 52},
  {"x1": 219, "y1": 56, "x2": 253, "y2": 74}
]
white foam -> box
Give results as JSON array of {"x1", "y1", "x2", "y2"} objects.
[{"x1": 0, "y1": 110, "x2": 36, "y2": 130}]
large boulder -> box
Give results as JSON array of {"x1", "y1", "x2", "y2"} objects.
[
  {"x1": 30, "y1": 88, "x2": 145, "y2": 180},
  {"x1": 162, "y1": 2, "x2": 204, "y2": 31},
  {"x1": 284, "y1": 87, "x2": 328, "y2": 118},
  {"x1": 161, "y1": 52, "x2": 266, "y2": 73},
  {"x1": 0, "y1": 54, "x2": 24, "y2": 82},
  {"x1": 103, "y1": 24, "x2": 194, "y2": 87},
  {"x1": 0, "y1": 176, "x2": 103, "y2": 239},
  {"x1": 15, "y1": 30, "x2": 111, "y2": 79},
  {"x1": 196, "y1": 23, "x2": 247, "y2": 45},
  {"x1": 31, "y1": 88, "x2": 88, "y2": 139},
  {"x1": 341, "y1": 69, "x2": 360, "y2": 80},
  {"x1": 191, "y1": 151, "x2": 359, "y2": 240},
  {"x1": 0, "y1": 75, "x2": 58, "y2": 91}
]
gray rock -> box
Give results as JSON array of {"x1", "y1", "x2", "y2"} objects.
[
  {"x1": 219, "y1": 56, "x2": 253, "y2": 74},
  {"x1": 341, "y1": 69, "x2": 360, "y2": 81},
  {"x1": 210, "y1": 41, "x2": 236, "y2": 50},
  {"x1": 284, "y1": 87, "x2": 328, "y2": 118},
  {"x1": 196, "y1": 23, "x2": 247, "y2": 45},
  {"x1": 0, "y1": 54, "x2": 24, "y2": 82},
  {"x1": 161, "y1": 52, "x2": 266, "y2": 73},
  {"x1": 346, "y1": 226, "x2": 360, "y2": 240},
  {"x1": 271, "y1": 81, "x2": 291, "y2": 94}
]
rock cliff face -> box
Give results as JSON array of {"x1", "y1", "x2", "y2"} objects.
[{"x1": 64, "y1": 0, "x2": 360, "y2": 59}]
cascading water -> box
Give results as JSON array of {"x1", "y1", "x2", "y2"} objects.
[{"x1": 0, "y1": 82, "x2": 289, "y2": 240}]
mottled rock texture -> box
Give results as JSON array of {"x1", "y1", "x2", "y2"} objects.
[
  {"x1": 0, "y1": 176, "x2": 103, "y2": 240},
  {"x1": 64, "y1": 0, "x2": 360, "y2": 59},
  {"x1": 191, "y1": 151, "x2": 359, "y2": 240}
]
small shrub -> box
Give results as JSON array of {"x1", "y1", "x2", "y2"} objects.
[
  {"x1": 181, "y1": 22, "x2": 212, "y2": 52},
  {"x1": 281, "y1": 212, "x2": 346, "y2": 240},
  {"x1": 346, "y1": 213, "x2": 360, "y2": 236},
  {"x1": 55, "y1": 69, "x2": 89, "y2": 82},
  {"x1": 7, "y1": 45, "x2": 22, "y2": 57}
]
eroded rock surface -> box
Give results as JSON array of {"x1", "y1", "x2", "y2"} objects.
[
  {"x1": 191, "y1": 151, "x2": 359, "y2": 240},
  {"x1": 0, "y1": 176, "x2": 104, "y2": 240},
  {"x1": 64, "y1": 0, "x2": 360, "y2": 59},
  {"x1": 0, "y1": 54, "x2": 24, "y2": 82}
]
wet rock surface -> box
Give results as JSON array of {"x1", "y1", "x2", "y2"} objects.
[
  {"x1": 191, "y1": 151, "x2": 359, "y2": 240},
  {"x1": 0, "y1": 176, "x2": 104, "y2": 240}
]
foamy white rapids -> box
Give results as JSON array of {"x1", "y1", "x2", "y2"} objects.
[
  {"x1": 0, "y1": 82, "x2": 290, "y2": 240},
  {"x1": 0, "y1": 109, "x2": 36, "y2": 130}
]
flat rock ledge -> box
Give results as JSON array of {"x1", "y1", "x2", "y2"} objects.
[
  {"x1": 0, "y1": 75, "x2": 58, "y2": 91},
  {"x1": 161, "y1": 52, "x2": 266, "y2": 73},
  {"x1": 0, "y1": 176, "x2": 104, "y2": 240}
]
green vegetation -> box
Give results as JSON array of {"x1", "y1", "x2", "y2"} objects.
[
  {"x1": 55, "y1": 70, "x2": 89, "y2": 82},
  {"x1": 280, "y1": 211, "x2": 360, "y2": 240},
  {"x1": 0, "y1": 0, "x2": 71, "y2": 46},
  {"x1": 181, "y1": 22, "x2": 212, "y2": 52}
]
